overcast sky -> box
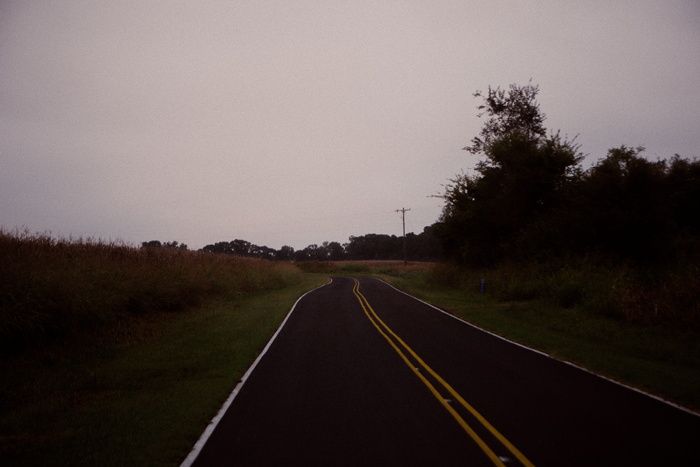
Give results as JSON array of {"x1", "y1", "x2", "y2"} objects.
[{"x1": 1, "y1": 1, "x2": 698, "y2": 249}]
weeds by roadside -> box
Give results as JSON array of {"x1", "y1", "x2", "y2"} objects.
[
  {"x1": 428, "y1": 259, "x2": 700, "y2": 328},
  {"x1": 0, "y1": 230, "x2": 301, "y2": 353},
  {"x1": 295, "y1": 260, "x2": 434, "y2": 276}
]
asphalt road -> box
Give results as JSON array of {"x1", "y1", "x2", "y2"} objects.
[{"x1": 186, "y1": 277, "x2": 700, "y2": 466}]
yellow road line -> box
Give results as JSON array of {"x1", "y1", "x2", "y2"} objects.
[
  {"x1": 351, "y1": 280, "x2": 504, "y2": 467},
  {"x1": 352, "y1": 279, "x2": 535, "y2": 467}
]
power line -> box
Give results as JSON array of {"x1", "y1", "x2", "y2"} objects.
[{"x1": 395, "y1": 207, "x2": 411, "y2": 265}]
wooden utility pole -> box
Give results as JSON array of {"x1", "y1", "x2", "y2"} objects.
[{"x1": 395, "y1": 207, "x2": 411, "y2": 265}]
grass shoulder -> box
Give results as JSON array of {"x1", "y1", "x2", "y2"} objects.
[
  {"x1": 380, "y1": 270, "x2": 700, "y2": 412},
  {"x1": 0, "y1": 274, "x2": 326, "y2": 466}
]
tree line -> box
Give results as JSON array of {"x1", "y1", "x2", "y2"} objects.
[
  {"x1": 142, "y1": 228, "x2": 441, "y2": 261},
  {"x1": 437, "y1": 82, "x2": 699, "y2": 267},
  {"x1": 196, "y1": 228, "x2": 442, "y2": 261}
]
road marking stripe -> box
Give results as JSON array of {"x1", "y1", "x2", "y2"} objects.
[
  {"x1": 180, "y1": 278, "x2": 333, "y2": 467},
  {"x1": 353, "y1": 279, "x2": 535, "y2": 467},
  {"x1": 378, "y1": 278, "x2": 700, "y2": 418},
  {"x1": 351, "y1": 280, "x2": 505, "y2": 467}
]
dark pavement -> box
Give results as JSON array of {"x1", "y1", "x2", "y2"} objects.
[{"x1": 189, "y1": 277, "x2": 700, "y2": 466}]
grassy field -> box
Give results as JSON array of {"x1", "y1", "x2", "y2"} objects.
[
  {"x1": 377, "y1": 265, "x2": 700, "y2": 412},
  {"x1": 0, "y1": 231, "x2": 304, "y2": 353},
  {"x1": 0, "y1": 232, "x2": 326, "y2": 466},
  {"x1": 1, "y1": 276, "x2": 325, "y2": 466},
  {"x1": 296, "y1": 259, "x2": 436, "y2": 275}
]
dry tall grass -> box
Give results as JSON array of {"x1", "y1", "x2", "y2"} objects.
[
  {"x1": 429, "y1": 260, "x2": 700, "y2": 328},
  {"x1": 296, "y1": 260, "x2": 435, "y2": 275},
  {"x1": 0, "y1": 231, "x2": 301, "y2": 352}
]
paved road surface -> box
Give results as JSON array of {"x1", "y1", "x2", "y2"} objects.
[{"x1": 186, "y1": 277, "x2": 700, "y2": 466}]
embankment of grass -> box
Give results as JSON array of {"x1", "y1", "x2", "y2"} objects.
[
  {"x1": 379, "y1": 266, "x2": 700, "y2": 411},
  {"x1": 0, "y1": 274, "x2": 325, "y2": 466}
]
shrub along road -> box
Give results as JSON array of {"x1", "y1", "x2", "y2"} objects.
[{"x1": 185, "y1": 277, "x2": 700, "y2": 466}]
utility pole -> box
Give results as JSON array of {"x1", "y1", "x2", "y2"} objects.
[{"x1": 395, "y1": 207, "x2": 411, "y2": 265}]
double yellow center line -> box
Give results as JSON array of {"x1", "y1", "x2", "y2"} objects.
[{"x1": 351, "y1": 279, "x2": 534, "y2": 467}]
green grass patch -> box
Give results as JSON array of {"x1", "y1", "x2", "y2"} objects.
[
  {"x1": 381, "y1": 269, "x2": 700, "y2": 411},
  {"x1": 0, "y1": 275, "x2": 326, "y2": 466}
]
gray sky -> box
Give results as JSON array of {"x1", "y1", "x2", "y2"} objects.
[{"x1": 1, "y1": 1, "x2": 699, "y2": 249}]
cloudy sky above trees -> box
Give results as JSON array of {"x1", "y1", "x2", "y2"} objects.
[{"x1": 1, "y1": 1, "x2": 698, "y2": 249}]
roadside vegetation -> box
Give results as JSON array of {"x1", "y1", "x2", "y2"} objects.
[
  {"x1": 0, "y1": 231, "x2": 301, "y2": 353},
  {"x1": 295, "y1": 259, "x2": 435, "y2": 275},
  {"x1": 0, "y1": 231, "x2": 324, "y2": 466}
]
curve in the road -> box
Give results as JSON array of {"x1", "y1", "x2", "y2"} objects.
[
  {"x1": 182, "y1": 276, "x2": 700, "y2": 467},
  {"x1": 352, "y1": 278, "x2": 533, "y2": 467}
]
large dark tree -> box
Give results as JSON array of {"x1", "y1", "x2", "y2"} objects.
[
  {"x1": 568, "y1": 146, "x2": 700, "y2": 264},
  {"x1": 440, "y1": 83, "x2": 582, "y2": 264},
  {"x1": 464, "y1": 82, "x2": 546, "y2": 155},
  {"x1": 440, "y1": 82, "x2": 700, "y2": 267}
]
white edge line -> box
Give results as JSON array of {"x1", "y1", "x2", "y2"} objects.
[
  {"x1": 180, "y1": 278, "x2": 333, "y2": 467},
  {"x1": 377, "y1": 278, "x2": 700, "y2": 418}
]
